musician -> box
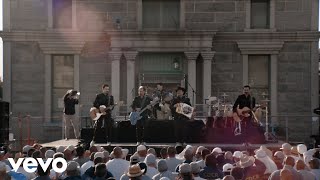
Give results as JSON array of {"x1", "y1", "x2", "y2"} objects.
[
  {"x1": 93, "y1": 84, "x2": 114, "y2": 145},
  {"x1": 233, "y1": 85, "x2": 256, "y2": 124},
  {"x1": 153, "y1": 83, "x2": 171, "y2": 120},
  {"x1": 63, "y1": 89, "x2": 79, "y2": 140},
  {"x1": 171, "y1": 86, "x2": 191, "y2": 146},
  {"x1": 131, "y1": 86, "x2": 152, "y2": 145}
]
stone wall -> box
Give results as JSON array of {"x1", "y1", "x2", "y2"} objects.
[
  {"x1": 275, "y1": 0, "x2": 312, "y2": 31},
  {"x1": 10, "y1": 0, "x2": 48, "y2": 30},
  {"x1": 185, "y1": 1, "x2": 245, "y2": 31}
]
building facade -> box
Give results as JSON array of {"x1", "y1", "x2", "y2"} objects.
[{"x1": 1, "y1": 0, "x2": 319, "y2": 142}]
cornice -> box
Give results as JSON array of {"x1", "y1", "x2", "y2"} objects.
[{"x1": 237, "y1": 42, "x2": 284, "y2": 55}]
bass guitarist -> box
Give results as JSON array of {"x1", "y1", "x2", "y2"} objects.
[
  {"x1": 93, "y1": 84, "x2": 114, "y2": 145},
  {"x1": 131, "y1": 86, "x2": 152, "y2": 145},
  {"x1": 233, "y1": 85, "x2": 256, "y2": 127}
]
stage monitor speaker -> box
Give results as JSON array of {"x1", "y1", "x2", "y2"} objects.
[
  {"x1": 81, "y1": 128, "x2": 107, "y2": 144},
  {"x1": 145, "y1": 120, "x2": 175, "y2": 143},
  {"x1": 0, "y1": 116, "x2": 9, "y2": 144}
]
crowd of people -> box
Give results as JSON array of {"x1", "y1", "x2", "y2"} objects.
[{"x1": 0, "y1": 142, "x2": 320, "y2": 180}]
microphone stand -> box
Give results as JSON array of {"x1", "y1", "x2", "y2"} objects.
[{"x1": 186, "y1": 78, "x2": 197, "y2": 106}]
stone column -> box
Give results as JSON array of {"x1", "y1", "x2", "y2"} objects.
[
  {"x1": 110, "y1": 52, "x2": 122, "y2": 116},
  {"x1": 72, "y1": 0, "x2": 77, "y2": 30},
  {"x1": 47, "y1": 0, "x2": 53, "y2": 29},
  {"x1": 242, "y1": 54, "x2": 249, "y2": 85},
  {"x1": 3, "y1": 42, "x2": 11, "y2": 103},
  {"x1": 184, "y1": 52, "x2": 199, "y2": 106},
  {"x1": 3, "y1": 0, "x2": 11, "y2": 31},
  {"x1": 137, "y1": 0, "x2": 143, "y2": 30},
  {"x1": 201, "y1": 51, "x2": 215, "y2": 101},
  {"x1": 270, "y1": 54, "x2": 278, "y2": 126},
  {"x1": 180, "y1": 0, "x2": 186, "y2": 29},
  {"x1": 123, "y1": 51, "x2": 138, "y2": 107},
  {"x1": 44, "y1": 55, "x2": 52, "y2": 123}
]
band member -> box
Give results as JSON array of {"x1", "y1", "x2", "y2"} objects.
[
  {"x1": 153, "y1": 83, "x2": 169, "y2": 120},
  {"x1": 93, "y1": 84, "x2": 114, "y2": 144},
  {"x1": 171, "y1": 86, "x2": 191, "y2": 146},
  {"x1": 63, "y1": 90, "x2": 80, "y2": 140},
  {"x1": 233, "y1": 85, "x2": 256, "y2": 124},
  {"x1": 131, "y1": 86, "x2": 152, "y2": 145}
]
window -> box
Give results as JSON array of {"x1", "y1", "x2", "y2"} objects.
[
  {"x1": 142, "y1": 0, "x2": 180, "y2": 29},
  {"x1": 53, "y1": 0, "x2": 72, "y2": 29},
  {"x1": 248, "y1": 55, "x2": 270, "y2": 102},
  {"x1": 52, "y1": 55, "x2": 74, "y2": 121},
  {"x1": 251, "y1": 0, "x2": 269, "y2": 29}
]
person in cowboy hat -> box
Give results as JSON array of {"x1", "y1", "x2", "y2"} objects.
[
  {"x1": 126, "y1": 164, "x2": 145, "y2": 179},
  {"x1": 170, "y1": 86, "x2": 191, "y2": 146},
  {"x1": 239, "y1": 155, "x2": 266, "y2": 180}
]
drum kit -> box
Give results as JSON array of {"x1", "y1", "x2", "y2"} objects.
[{"x1": 208, "y1": 92, "x2": 272, "y2": 140}]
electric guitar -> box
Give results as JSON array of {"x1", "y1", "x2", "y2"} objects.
[{"x1": 129, "y1": 97, "x2": 159, "y2": 125}]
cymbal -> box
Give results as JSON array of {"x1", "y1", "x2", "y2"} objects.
[
  {"x1": 221, "y1": 93, "x2": 229, "y2": 97},
  {"x1": 261, "y1": 92, "x2": 269, "y2": 96}
]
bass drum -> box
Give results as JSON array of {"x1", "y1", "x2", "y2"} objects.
[{"x1": 224, "y1": 104, "x2": 234, "y2": 117}]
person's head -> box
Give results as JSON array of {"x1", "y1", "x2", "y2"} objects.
[
  {"x1": 32, "y1": 150, "x2": 41, "y2": 159},
  {"x1": 175, "y1": 145, "x2": 184, "y2": 154},
  {"x1": 39, "y1": 147, "x2": 47, "y2": 158},
  {"x1": 273, "y1": 151, "x2": 285, "y2": 164},
  {"x1": 224, "y1": 151, "x2": 233, "y2": 161},
  {"x1": 113, "y1": 147, "x2": 123, "y2": 159},
  {"x1": 230, "y1": 167, "x2": 243, "y2": 180},
  {"x1": 178, "y1": 163, "x2": 192, "y2": 179},
  {"x1": 309, "y1": 158, "x2": 320, "y2": 169},
  {"x1": 223, "y1": 175, "x2": 235, "y2": 180},
  {"x1": 127, "y1": 164, "x2": 144, "y2": 179},
  {"x1": 160, "y1": 147, "x2": 168, "y2": 159},
  {"x1": 216, "y1": 154, "x2": 225, "y2": 166},
  {"x1": 195, "y1": 146, "x2": 205, "y2": 160},
  {"x1": 157, "y1": 159, "x2": 168, "y2": 172},
  {"x1": 145, "y1": 154, "x2": 157, "y2": 167},
  {"x1": 102, "y1": 84, "x2": 110, "y2": 94},
  {"x1": 280, "y1": 169, "x2": 293, "y2": 180},
  {"x1": 201, "y1": 148, "x2": 210, "y2": 160},
  {"x1": 130, "y1": 155, "x2": 140, "y2": 165},
  {"x1": 280, "y1": 143, "x2": 292, "y2": 156},
  {"x1": 94, "y1": 163, "x2": 107, "y2": 178},
  {"x1": 36, "y1": 164, "x2": 50, "y2": 177},
  {"x1": 284, "y1": 156, "x2": 295, "y2": 167},
  {"x1": 167, "y1": 146, "x2": 176, "y2": 157},
  {"x1": 137, "y1": 145, "x2": 147, "y2": 157},
  {"x1": 184, "y1": 149, "x2": 193, "y2": 161},
  {"x1": 66, "y1": 161, "x2": 80, "y2": 177},
  {"x1": 233, "y1": 151, "x2": 243, "y2": 162},
  {"x1": 243, "y1": 85, "x2": 250, "y2": 95},
  {"x1": 138, "y1": 86, "x2": 146, "y2": 96},
  {"x1": 75, "y1": 146, "x2": 85, "y2": 157},
  {"x1": 222, "y1": 163, "x2": 234, "y2": 176},
  {"x1": 176, "y1": 87, "x2": 186, "y2": 97},
  {"x1": 147, "y1": 148, "x2": 156, "y2": 156},
  {"x1": 190, "y1": 162, "x2": 201, "y2": 176},
  {"x1": 296, "y1": 159, "x2": 306, "y2": 170},
  {"x1": 205, "y1": 153, "x2": 217, "y2": 168},
  {"x1": 157, "y1": 83, "x2": 163, "y2": 91},
  {"x1": 64, "y1": 149, "x2": 73, "y2": 161}
]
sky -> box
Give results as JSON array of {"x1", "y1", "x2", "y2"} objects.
[{"x1": 0, "y1": 1, "x2": 319, "y2": 80}]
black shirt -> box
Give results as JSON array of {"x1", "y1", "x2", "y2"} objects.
[
  {"x1": 63, "y1": 97, "x2": 79, "y2": 115},
  {"x1": 233, "y1": 94, "x2": 255, "y2": 112},
  {"x1": 131, "y1": 95, "x2": 152, "y2": 118},
  {"x1": 170, "y1": 96, "x2": 191, "y2": 119},
  {"x1": 93, "y1": 93, "x2": 114, "y2": 117}
]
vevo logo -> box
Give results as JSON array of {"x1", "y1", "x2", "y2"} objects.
[{"x1": 8, "y1": 158, "x2": 67, "y2": 173}]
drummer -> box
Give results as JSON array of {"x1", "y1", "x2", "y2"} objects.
[
  {"x1": 152, "y1": 83, "x2": 167, "y2": 119},
  {"x1": 157, "y1": 92, "x2": 173, "y2": 120}
]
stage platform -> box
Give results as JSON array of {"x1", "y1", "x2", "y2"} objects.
[{"x1": 40, "y1": 139, "x2": 285, "y2": 153}]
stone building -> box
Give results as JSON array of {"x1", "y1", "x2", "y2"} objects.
[{"x1": 0, "y1": 0, "x2": 319, "y2": 142}]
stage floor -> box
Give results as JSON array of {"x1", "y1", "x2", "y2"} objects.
[{"x1": 40, "y1": 139, "x2": 284, "y2": 150}]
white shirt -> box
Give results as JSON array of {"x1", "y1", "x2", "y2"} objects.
[
  {"x1": 166, "y1": 157, "x2": 182, "y2": 172},
  {"x1": 298, "y1": 169, "x2": 316, "y2": 180},
  {"x1": 81, "y1": 160, "x2": 94, "y2": 175},
  {"x1": 145, "y1": 166, "x2": 158, "y2": 179},
  {"x1": 197, "y1": 160, "x2": 205, "y2": 169},
  {"x1": 106, "y1": 158, "x2": 130, "y2": 180},
  {"x1": 16, "y1": 166, "x2": 36, "y2": 180}
]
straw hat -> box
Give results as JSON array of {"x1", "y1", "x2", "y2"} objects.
[
  {"x1": 127, "y1": 164, "x2": 145, "y2": 177},
  {"x1": 239, "y1": 155, "x2": 255, "y2": 168}
]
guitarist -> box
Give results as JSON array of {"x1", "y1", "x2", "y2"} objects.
[
  {"x1": 233, "y1": 85, "x2": 256, "y2": 127},
  {"x1": 93, "y1": 84, "x2": 114, "y2": 145},
  {"x1": 170, "y1": 86, "x2": 191, "y2": 146},
  {"x1": 131, "y1": 86, "x2": 152, "y2": 145}
]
